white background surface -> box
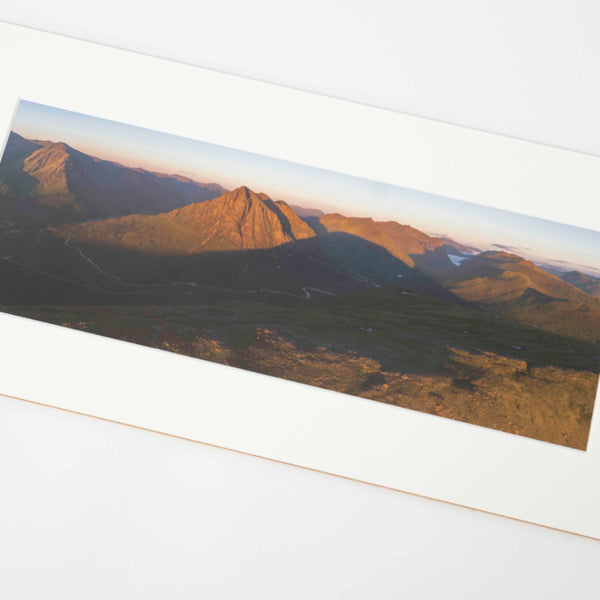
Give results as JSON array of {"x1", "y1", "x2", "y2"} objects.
[{"x1": 1, "y1": 1, "x2": 600, "y2": 597}]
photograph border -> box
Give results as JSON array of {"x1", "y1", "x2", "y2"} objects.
[{"x1": 1, "y1": 21, "x2": 600, "y2": 539}]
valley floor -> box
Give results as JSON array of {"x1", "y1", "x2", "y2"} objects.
[{"x1": 5, "y1": 294, "x2": 597, "y2": 450}]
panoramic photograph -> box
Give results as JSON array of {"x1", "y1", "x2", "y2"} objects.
[{"x1": 1, "y1": 100, "x2": 599, "y2": 449}]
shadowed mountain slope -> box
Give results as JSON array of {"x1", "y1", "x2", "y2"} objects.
[
  {"x1": 0, "y1": 132, "x2": 225, "y2": 223},
  {"x1": 305, "y1": 213, "x2": 444, "y2": 268},
  {"x1": 302, "y1": 212, "x2": 456, "y2": 283}
]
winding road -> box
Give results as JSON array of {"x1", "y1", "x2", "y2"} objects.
[{"x1": 62, "y1": 238, "x2": 337, "y2": 300}]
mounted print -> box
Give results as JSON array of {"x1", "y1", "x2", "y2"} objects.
[
  {"x1": 1, "y1": 100, "x2": 598, "y2": 450},
  {"x1": 2, "y1": 22, "x2": 600, "y2": 540}
]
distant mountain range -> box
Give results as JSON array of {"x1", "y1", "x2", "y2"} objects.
[{"x1": 2, "y1": 132, "x2": 599, "y2": 343}]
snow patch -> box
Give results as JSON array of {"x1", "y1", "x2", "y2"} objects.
[{"x1": 448, "y1": 253, "x2": 470, "y2": 266}]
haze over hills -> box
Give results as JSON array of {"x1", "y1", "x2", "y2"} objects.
[{"x1": 0, "y1": 132, "x2": 225, "y2": 225}]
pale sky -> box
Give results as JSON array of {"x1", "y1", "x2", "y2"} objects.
[{"x1": 10, "y1": 100, "x2": 600, "y2": 277}]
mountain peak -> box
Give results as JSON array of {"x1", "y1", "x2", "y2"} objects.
[
  {"x1": 38, "y1": 140, "x2": 80, "y2": 158},
  {"x1": 219, "y1": 185, "x2": 272, "y2": 210},
  {"x1": 231, "y1": 185, "x2": 254, "y2": 198},
  {"x1": 25, "y1": 140, "x2": 82, "y2": 165},
  {"x1": 20, "y1": 141, "x2": 86, "y2": 183},
  {"x1": 53, "y1": 141, "x2": 73, "y2": 152},
  {"x1": 59, "y1": 184, "x2": 317, "y2": 255},
  {"x1": 155, "y1": 185, "x2": 317, "y2": 252}
]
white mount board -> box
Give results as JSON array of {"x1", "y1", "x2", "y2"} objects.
[{"x1": 1, "y1": 21, "x2": 599, "y2": 539}]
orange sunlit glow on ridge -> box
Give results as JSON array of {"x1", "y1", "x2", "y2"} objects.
[{"x1": 10, "y1": 100, "x2": 600, "y2": 278}]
